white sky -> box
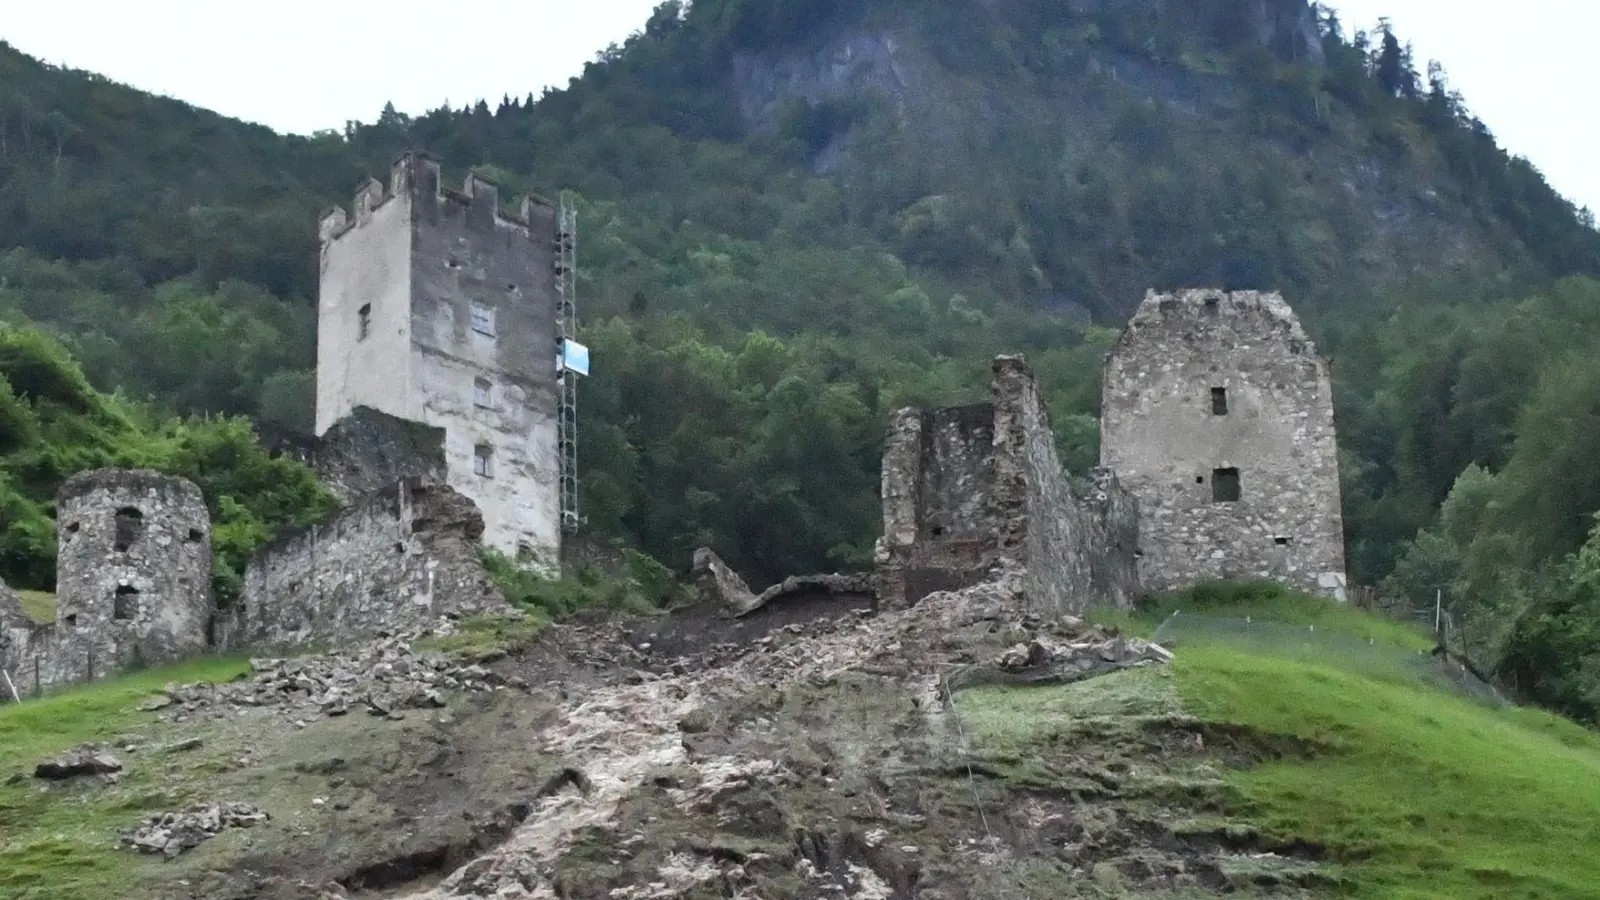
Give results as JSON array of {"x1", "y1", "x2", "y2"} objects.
[{"x1": 0, "y1": 1, "x2": 1595, "y2": 214}]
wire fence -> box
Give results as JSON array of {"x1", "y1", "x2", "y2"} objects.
[{"x1": 1151, "y1": 611, "x2": 1509, "y2": 708}]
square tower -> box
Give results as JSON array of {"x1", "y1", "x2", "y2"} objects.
[
  {"x1": 1100, "y1": 289, "x2": 1348, "y2": 600},
  {"x1": 315, "y1": 151, "x2": 562, "y2": 572}
]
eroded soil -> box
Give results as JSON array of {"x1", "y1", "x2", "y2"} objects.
[{"x1": 29, "y1": 588, "x2": 1329, "y2": 900}]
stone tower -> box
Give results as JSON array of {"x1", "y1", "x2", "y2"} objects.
[
  {"x1": 1100, "y1": 289, "x2": 1347, "y2": 600},
  {"x1": 55, "y1": 469, "x2": 213, "y2": 669},
  {"x1": 315, "y1": 150, "x2": 562, "y2": 572}
]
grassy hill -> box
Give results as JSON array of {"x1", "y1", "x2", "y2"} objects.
[{"x1": 3, "y1": 584, "x2": 1597, "y2": 899}]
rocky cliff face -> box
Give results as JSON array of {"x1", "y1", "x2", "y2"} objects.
[{"x1": 723, "y1": 0, "x2": 1516, "y2": 320}]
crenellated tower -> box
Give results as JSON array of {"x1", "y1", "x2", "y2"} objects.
[{"x1": 315, "y1": 150, "x2": 570, "y2": 573}]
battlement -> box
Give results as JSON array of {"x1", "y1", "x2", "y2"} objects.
[{"x1": 318, "y1": 150, "x2": 557, "y2": 246}]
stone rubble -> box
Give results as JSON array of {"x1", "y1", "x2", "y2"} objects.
[
  {"x1": 139, "y1": 626, "x2": 509, "y2": 725},
  {"x1": 34, "y1": 743, "x2": 123, "y2": 781},
  {"x1": 120, "y1": 802, "x2": 270, "y2": 858},
  {"x1": 398, "y1": 582, "x2": 1176, "y2": 900}
]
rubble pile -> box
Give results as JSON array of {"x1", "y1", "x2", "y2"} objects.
[
  {"x1": 33, "y1": 743, "x2": 123, "y2": 782},
  {"x1": 979, "y1": 614, "x2": 1174, "y2": 686},
  {"x1": 121, "y1": 802, "x2": 270, "y2": 858},
  {"x1": 139, "y1": 633, "x2": 516, "y2": 724}
]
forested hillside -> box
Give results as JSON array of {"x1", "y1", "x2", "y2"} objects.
[{"x1": 1, "y1": 0, "x2": 1598, "y2": 720}]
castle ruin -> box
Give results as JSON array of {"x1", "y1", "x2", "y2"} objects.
[
  {"x1": 876, "y1": 356, "x2": 1142, "y2": 615},
  {"x1": 1100, "y1": 289, "x2": 1348, "y2": 600},
  {"x1": 316, "y1": 150, "x2": 566, "y2": 574}
]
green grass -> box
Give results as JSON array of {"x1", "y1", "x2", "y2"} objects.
[
  {"x1": 0, "y1": 655, "x2": 250, "y2": 900},
  {"x1": 985, "y1": 584, "x2": 1600, "y2": 898},
  {"x1": 1178, "y1": 645, "x2": 1600, "y2": 899},
  {"x1": 15, "y1": 590, "x2": 56, "y2": 624}
]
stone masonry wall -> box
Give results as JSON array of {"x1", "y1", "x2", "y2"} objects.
[
  {"x1": 1101, "y1": 289, "x2": 1348, "y2": 599},
  {"x1": 233, "y1": 478, "x2": 509, "y2": 652},
  {"x1": 56, "y1": 470, "x2": 214, "y2": 667},
  {"x1": 876, "y1": 356, "x2": 1141, "y2": 615},
  {"x1": 310, "y1": 406, "x2": 448, "y2": 503},
  {"x1": 2, "y1": 470, "x2": 214, "y2": 696}
]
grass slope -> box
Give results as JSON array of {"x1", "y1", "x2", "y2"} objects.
[
  {"x1": 0, "y1": 657, "x2": 250, "y2": 899},
  {"x1": 992, "y1": 583, "x2": 1600, "y2": 899}
]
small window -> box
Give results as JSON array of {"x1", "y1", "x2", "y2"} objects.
[
  {"x1": 187, "y1": 528, "x2": 204, "y2": 542},
  {"x1": 1211, "y1": 387, "x2": 1228, "y2": 416},
  {"x1": 66, "y1": 521, "x2": 80, "y2": 534},
  {"x1": 358, "y1": 303, "x2": 373, "y2": 341},
  {"x1": 113, "y1": 507, "x2": 144, "y2": 552},
  {"x1": 1203, "y1": 297, "x2": 1220, "y2": 316},
  {"x1": 113, "y1": 586, "x2": 139, "y2": 621},
  {"x1": 1274, "y1": 536, "x2": 1292, "y2": 546},
  {"x1": 64, "y1": 613, "x2": 78, "y2": 627},
  {"x1": 470, "y1": 302, "x2": 496, "y2": 337},
  {"x1": 473, "y1": 377, "x2": 493, "y2": 408},
  {"x1": 473, "y1": 444, "x2": 494, "y2": 478},
  {"x1": 1212, "y1": 468, "x2": 1242, "y2": 503}
]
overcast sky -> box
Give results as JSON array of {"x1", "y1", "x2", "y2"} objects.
[{"x1": 1, "y1": 1, "x2": 1595, "y2": 214}]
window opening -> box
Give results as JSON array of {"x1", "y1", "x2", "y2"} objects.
[
  {"x1": 358, "y1": 303, "x2": 372, "y2": 341},
  {"x1": 1212, "y1": 468, "x2": 1242, "y2": 503},
  {"x1": 113, "y1": 507, "x2": 144, "y2": 552},
  {"x1": 473, "y1": 444, "x2": 494, "y2": 478},
  {"x1": 1203, "y1": 297, "x2": 1220, "y2": 316},
  {"x1": 473, "y1": 377, "x2": 493, "y2": 408},
  {"x1": 113, "y1": 586, "x2": 139, "y2": 621},
  {"x1": 1195, "y1": 476, "x2": 1205, "y2": 485},
  {"x1": 516, "y1": 542, "x2": 534, "y2": 564},
  {"x1": 66, "y1": 521, "x2": 80, "y2": 534},
  {"x1": 470, "y1": 302, "x2": 496, "y2": 337},
  {"x1": 64, "y1": 613, "x2": 78, "y2": 627},
  {"x1": 1211, "y1": 387, "x2": 1228, "y2": 416},
  {"x1": 1274, "y1": 536, "x2": 1292, "y2": 546}
]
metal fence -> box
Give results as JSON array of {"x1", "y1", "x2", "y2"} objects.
[{"x1": 1151, "y1": 611, "x2": 1509, "y2": 708}]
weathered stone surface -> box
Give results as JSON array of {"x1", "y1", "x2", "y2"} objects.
[
  {"x1": 121, "y1": 802, "x2": 269, "y2": 858},
  {"x1": 263, "y1": 406, "x2": 448, "y2": 506},
  {"x1": 2, "y1": 470, "x2": 213, "y2": 697},
  {"x1": 691, "y1": 548, "x2": 759, "y2": 616},
  {"x1": 1101, "y1": 289, "x2": 1348, "y2": 600},
  {"x1": 35, "y1": 744, "x2": 122, "y2": 780},
  {"x1": 875, "y1": 356, "x2": 1141, "y2": 616},
  {"x1": 231, "y1": 478, "x2": 508, "y2": 652}
]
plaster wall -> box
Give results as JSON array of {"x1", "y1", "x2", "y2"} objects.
[{"x1": 315, "y1": 181, "x2": 414, "y2": 435}]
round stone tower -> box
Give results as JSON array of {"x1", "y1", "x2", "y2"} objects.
[{"x1": 55, "y1": 469, "x2": 213, "y2": 668}]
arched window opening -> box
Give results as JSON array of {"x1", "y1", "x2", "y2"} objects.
[{"x1": 114, "y1": 507, "x2": 144, "y2": 552}]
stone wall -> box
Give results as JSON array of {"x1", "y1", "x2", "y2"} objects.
[
  {"x1": 876, "y1": 356, "x2": 1141, "y2": 615},
  {"x1": 231, "y1": 478, "x2": 509, "y2": 652},
  {"x1": 1, "y1": 470, "x2": 214, "y2": 695},
  {"x1": 295, "y1": 406, "x2": 447, "y2": 503},
  {"x1": 56, "y1": 470, "x2": 214, "y2": 667},
  {"x1": 1100, "y1": 289, "x2": 1348, "y2": 599}
]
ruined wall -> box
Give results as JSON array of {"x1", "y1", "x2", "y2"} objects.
[
  {"x1": 876, "y1": 404, "x2": 1002, "y2": 610},
  {"x1": 1, "y1": 471, "x2": 214, "y2": 695},
  {"x1": 310, "y1": 406, "x2": 448, "y2": 502},
  {"x1": 1101, "y1": 289, "x2": 1347, "y2": 599},
  {"x1": 316, "y1": 150, "x2": 563, "y2": 573},
  {"x1": 876, "y1": 356, "x2": 1141, "y2": 614},
  {"x1": 234, "y1": 478, "x2": 508, "y2": 652},
  {"x1": 56, "y1": 470, "x2": 213, "y2": 666}
]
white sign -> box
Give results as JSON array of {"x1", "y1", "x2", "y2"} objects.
[{"x1": 561, "y1": 340, "x2": 590, "y2": 377}]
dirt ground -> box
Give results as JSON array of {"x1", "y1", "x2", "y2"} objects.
[{"x1": 87, "y1": 592, "x2": 1324, "y2": 900}]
